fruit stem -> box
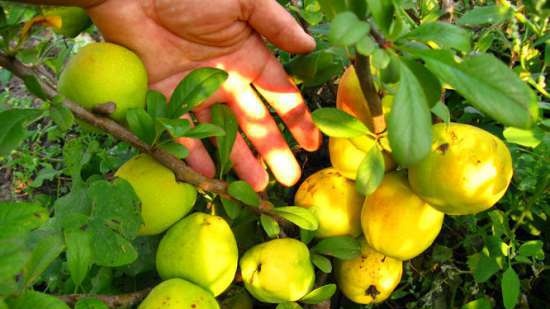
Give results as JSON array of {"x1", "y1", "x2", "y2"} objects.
[{"x1": 354, "y1": 54, "x2": 386, "y2": 134}]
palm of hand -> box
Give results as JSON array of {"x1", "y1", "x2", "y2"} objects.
[{"x1": 86, "y1": 0, "x2": 320, "y2": 190}]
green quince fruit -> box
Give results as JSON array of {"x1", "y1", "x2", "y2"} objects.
[
  {"x1": 139, "y1": 278, "x2": 219, "y2": 309},
  {"x1": 156, "y1": 213, "x2": 238, "y2": 296},
  {"x1": 115, "y1": 154, "x2": 196, "y2": 236},
  {"x1": 240, "y1": 238, "x2": 315, "y2": 303}
]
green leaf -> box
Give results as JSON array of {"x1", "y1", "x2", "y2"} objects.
[
  {"x1": 372, "y1": 48, "x2": 391, "y2": 69},
  {"x1": 431, "y1": 101, "x2": 451, "y2": 123},
  {"x1": 311, "y1": 236, "x2": 361, "y2": 260},
  {"x1": 432, "y1": 245, "x2": 453, "y2": 263},
  {"x1": 328, "y1": 12, "x2": 369, "y2": 47},
  {"x1": 260, "y1": 214, "x2": 280, "y2": 238},
  {"x1": 6, "y1": 290, "x2": 70, "y2": 309},
  {"x1": 74, "y1": 298, "x2": 109, "y2": 309},
  {"x1": 311, "y1": 253, "x2": 332, "y2": 273},
  {"x1": 220, "y1": 197, "x2": 241, "y2": 220},
  {"x1": 89, "y1": 220, "x2": 137, "y2": 267},
  {"x1": 318, "y1": 0, "x2": 366, "y2": 20},
  {"x1": 518, "y1": 240, "x2": 544, "y2": 260},
  {"x1": 467, "y1": 253, "x2": 500, "y2": 283},
  {"x1": 22, "y1": 75, "x2": 47, "y2": 100},
  {"x1": 168, "y1": 68, "x2": 228, "y2": 118},
  {"x1": 365, "y1": 0, "x2": 394, "y2": 34},
  {"x1": 286, "y1": 50, "x2": 344, "y2": 87},
  {"x1": 503, "y1": 126, "x2": 544, "y2": 148},
  {"x1": 183, "y1": 123, "x2": 225, "y2": 139},
  {"x1": 49, "y1": 104, "x2": 74, "y2": 131},
  {"x1": 457, "y1": 5, "x2": 511, "y2": 26},
  {"x1": 406, "y1": 48, "x2": 539, "y2": 128},
  {"x1": 158, "y1": 142, "x2": 189, "y2": 159},
  {"x1": 88, "y1": 179, "x2": 141, "y2": 239},
  {"x1": 356, "y1": 35, "x2": 377, "y2": 56},
  {"x1": 65, "y1": 229, "x2": 92, "y2": 287},
  {"x1": 227, "y1": 181, "x2": 260, "y2": 207},
  {"x1": 211, "y1": 104, "x2": 237, "y2": 176},
  {"x1": 272, "y1": 207, "x2": 319, "y2": 231},
  {"x1": 24, "y1": 230, "x2": 65, "y2": 287},
  {"x1": 0, "y1": 236, "x2": 30, "y2": 297},
  {"x1": 158, "y1": 118, "x2": 191, "y2": 138},
  {"x1": 400, "y1": 22, "x2": 472, "y2": 52},
  {"x1": 461, "y1": 297, "x2": 493, "y2": 309},
  {"x1": 0, "y1": 202, "x2": 48, "y2": 236},
  {"x1": 355, "y1": 145, "x2": 385, "y2": 195},
  {"x1": 145, "y1": 90, "x2": 167, "y2": 119},
  {"x1": 312, "y1": 108, "x2": 370, "y2": 138},
  {"x1": 0, "y1": 109, "x2": 42, "y2": 157},
  {"x1": 126, "y1": 108, "x2": 156, "y2": 145},
  {"x1": 300, "y1": 229, "x2": 316, "y2": 245},
  {"x1": 276, "y1": 302, "x2": 302, "y2": 309},
  {"x1": 501, "y1": 267, "x2": 520, "y2": 309},
  {"x1": 388, "y1": 59, "x2": 432, "y2": 167},
  {"x1": 301, "y1": 284, "x2": 337, "y2": 304}
]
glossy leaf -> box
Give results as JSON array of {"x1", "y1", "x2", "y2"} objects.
[
  {"x1": 301, "y1": 284, "x2": 337, "y2": 304},
  {"x1": 365, "y1": 0, "x2": 394, "y2": 34},
  {"x1": 6, "y1": 290, "x2": 69, "y2": 309},
  {"x1": 431, "y1": 101, "x2": 451, "y2": 123},
  {"x1": 49, "y1": 104, "x2": 74, "y2": 131},
  {"x1": 74, "y1": 298, "x2": 109, "y2": 309},
  {"x1": 501, "y1": 267, "x2": 520, "y2": 309},
  {"x1": 65, "y1": 228, "x2": 92, "y2": 287},
  {"x1": 260, "y1": 214, "x2": 280, "y2": 238},
  {"x1": 406, "y1": 48, "x2": 538, "y2": 128},
  {"x1": 355, "y1": 145, "x2": 385, "y2": 195},
  {"x1": 518, "y1": 240, "x2": 544, "y2": 260},
  {"x1": 126, "y1": 108, "x2": 156, "y2": 145},
  {"x1": 503, "y1": 126, "x2": 544, "y2": 148},
  {"x1": 318, "y1": 0, "x2": 366, "y2": 20},
  {"x1": 22, "y1": 75, "x2": 47, "y2": 100},
  {"x1": 23, "y1": 230, "x2": 65, "y2": 287},
  {"x1": 328, "y1": 12, "x2": 369, "y2": 47},
  {"x1": 183, "y1": 123, "x2": 225, "y2": 139},
  {"x1": 228, "y1": 181, "x2": 260, "y2": 207},
  {"x1": 388, "y1": 59, "x2": 432, "y2": 166},
  {"x1": 461, "y1": 297, "x2": 493, "y2": 309},
  {"x1": 168, "y1": 68, "x2": 228, "y2": 118},
  {"x1": 467, "y1": 253, "x2": 500, "y2": 283},
  {"x1": 457, "y1": 5, "x2": 511, "y2": 26},
  {"x1": 158, "y1": 118, "x2": 191, "y2": 138},
  {"x1": 311, "y1": 254, "x2": 332, "y2": 273},
  {"x1": 356, "y1": 35, "x2": 377, "y2": 56},
  {"x1": 272, "y1": 207, "x2": 319, "y2": 231},
  {"x1": 221, "y1": 197, "x2": 241, "y2": 220},
  {"x1": 0, "y1": 202, "x2": 48, "y2": 236},
  {"x1": 145, "y1": 90, "x2": 167, "y2": 119},
  {"x1": 211, "y1": 104, "x2": 237, "y2": 176},
  {"x1": 286, "y1": 50, "x2": 344, "y2": 87},
  {"x1": 311, "y1": 236, "x2": 361, "y2": 260},
  {"x1": 158, "y1": 142, "x2": 189, "y2": 159},
  {"x1": 312, "y1": 108, "x2": 370, "y2": 138},
  {"x1": 400, "y1": 22, "x2": 472, "y2": 52}
]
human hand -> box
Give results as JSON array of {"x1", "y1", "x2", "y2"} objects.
[{"x1": 85, "y1": 0, "x2": 321, "y2": 191}]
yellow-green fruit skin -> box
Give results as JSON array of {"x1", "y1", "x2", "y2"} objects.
[
  {"x1": 156, "y1": 213, "x2": 238, "y2": 296},
  {"x1": 58, "y1": 42, "x2": 147, "y2": 122},
  {"x1": 329, "y1": 137, "x2": 395, "y2": 180},
  {"x1": 240, "y1": 238, "x2": 315, "y2": 303},
  {"x1": 42, "y1": 6, "x2": 91, "y2": 38},
  {"x1": 115, "y1": 154, "x2": 196, "y2": 235},
  {"x1": 361, "y1": 173, "x2": 444, "y2": 260},
  {"x1": 295, "y1": 168, "x2": 363, "y2": 238},
  {"x1": 408, "y1": 123, "x2": 513, "y2": 215},
  {"x1": 138, "y1": 278, "x2": 219, "y2": 309},
  {"x1": 335, "y1": 240, "x2": 402, "y2": 304}
]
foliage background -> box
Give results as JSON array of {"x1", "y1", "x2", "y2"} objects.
[{"x1": 0, "y1": 0, "x2": 548, "y2": 308}]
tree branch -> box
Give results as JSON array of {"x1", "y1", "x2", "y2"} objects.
[
  {"x1": 0, "y1": 52, "x2": 280, "y2": 219},
  {"x1": 353, "y1": 54, "x2": 386, "y2": 134},
  {"x1": 56, "y1": 288, "x2": 151, "y2": 308}
]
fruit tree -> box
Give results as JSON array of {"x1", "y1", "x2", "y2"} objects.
[{"x1": 0, "y1": 1, "x2": 548, "y2": 309}]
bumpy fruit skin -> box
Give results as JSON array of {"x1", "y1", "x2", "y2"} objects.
[
  {"x1": 58, "y1": 42, "x2": 148, "y2": 122},
  {"x1": 156, "y1": 213, "x2": 238, "y2": 296},
  {"x1": 115, "y1": 154, "x2": 196, "y2": 235},
  {"x1": 408, "y1": 123, "x2": 513, "y2": 215},
  {"x1": 138, "y1": 278, "x2": 220, "y2": 309},
  {"x1": 335, "y1": 239, "x2": 402, "y2": 304},
  {"x1": 361, "y1": 173, "x2": 444, "y2": 260},
  {"x1": 240, "y1": 238, "x2": 315, "y2": 303},
  {"x1": 329, "y1": 137, "x2": 395, "y2": 180},
  {"x1": 42, "y1": 6, "x2": 91, "y2": 38},
  {"x1": 295, "y1": 168, "x2": 363, "y2": 238}
]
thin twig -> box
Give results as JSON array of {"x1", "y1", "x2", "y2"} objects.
[
  {"x1": 441, "y1": 0, "x2": 455, "y2": 22},
  {"x1": 56, "y1": 288, "x2": 152, "y2": 308},
  {"x1": 353, "y1": 54, "x2": 386, "y2": 134}
]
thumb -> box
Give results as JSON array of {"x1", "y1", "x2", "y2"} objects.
[{"x1": 245, "y1": 0, "x2": 315, "y2": 54}]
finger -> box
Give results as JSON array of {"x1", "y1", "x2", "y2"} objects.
[
  {"x1": 246, "y1": 0, "x2": 315, "y2": 54},
  {"x1": 253, "y1": 55, "x2": 321, "y2": 152},
  {"x1": 176, "y1": 114, "x2": 216, "y2": 178},
  {"x1": 194, "y1": 108, "x2": 269, "y2": 191},
  {"x1": 223, "y1": 75, "x2": 301, "y2": 186}
]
